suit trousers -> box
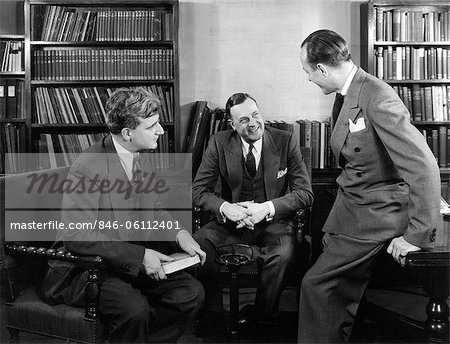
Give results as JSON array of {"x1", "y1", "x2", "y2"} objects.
[
  {"x1": 298, "y1": 233, "x2": 385, "y2": 343},
  {"x1": 193, "y1": 220, "x2": 295, "y2": 317},
  {"x1": 99, "y1": 270, "x2": 204, "y2": 343}
]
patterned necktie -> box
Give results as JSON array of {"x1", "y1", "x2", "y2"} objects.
[
  {"x1": 332, "y1": 93, "x2": 345, "y2": 129},
  {"x1": 132, "y1": 153, "x2": 143, "y2": 183},
  {"x1": 246, "y1": 144, "x2": 256, "y2": 178}
]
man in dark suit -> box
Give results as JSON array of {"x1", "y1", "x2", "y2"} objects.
[
  {"x1": 40, "y1": 87, "x2": 206, "y2": 343},
  {"x1": 298, "y1": 29, "x2": 441, "y2": 343},
  {"x1": 192, "y1": 92, "x2": 314, "y2": 321}
]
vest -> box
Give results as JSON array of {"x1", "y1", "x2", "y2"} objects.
[{"x1": 239, "y1": 156, "x2": 266, "y2": 202}]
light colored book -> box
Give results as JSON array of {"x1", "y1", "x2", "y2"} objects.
[
  {"x1": 162, "y1": 252, "x2": 200, "y2": 275},
  {"x1": 440, "y1": 197, "x2": 450, "y2": 215}
]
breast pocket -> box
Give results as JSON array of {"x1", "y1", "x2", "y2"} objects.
[{"x1": 344, "y1": 124, "x2": 378, "y2": 167}]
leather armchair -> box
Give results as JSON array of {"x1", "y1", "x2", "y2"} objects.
[
  {"x1": 0, "y1": 166, "x2": 107, "y2": 343},
  {"x1": 2, "y1": 242, "x2": 106, "y2": 343}
]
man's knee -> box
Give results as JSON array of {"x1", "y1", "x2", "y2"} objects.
[
  {"x1": 121, "y1": 298, "x2": 151, "y2": 326},
  {"x1": 177, "y1": 277, "x2": 205, "y2": 314}
]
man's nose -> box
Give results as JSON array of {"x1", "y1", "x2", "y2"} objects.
[
  {"x1": 248, "y1": 117, "x2": 257, "y2": 126},
  {"x1": 156, "y1": 123, "x2": 164, "y2": 134}
]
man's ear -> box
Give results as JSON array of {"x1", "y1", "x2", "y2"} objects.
[
  {"x1": 317, "y1": 63, "x2": 328, "y2": 76},
  {"x1": 228, "y1": 119, "x2": 236, "y2": 130},
  {"x1": 121, "y1": 127, "x2": 131, "y2": 141}
]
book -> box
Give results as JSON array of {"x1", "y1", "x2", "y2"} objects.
[
  {"x1": 162, "y1": 252, "x2": 200, "y2": 275},
  {"x1": 0, "y1": 79, "x2": 5, "y2": 118}
]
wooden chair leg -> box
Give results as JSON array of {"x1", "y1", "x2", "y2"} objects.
[{"x1": 424, "y1": 267, "x2": 449, "y2": 343}]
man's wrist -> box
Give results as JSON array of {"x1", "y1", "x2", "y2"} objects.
[
  {"x1": 265, "y1": 201, "x2": 275, "y2": 221},
  {"x1": 176, "y1": 229, "x2": 190, "y2": 244}
]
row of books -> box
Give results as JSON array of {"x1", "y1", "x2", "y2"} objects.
[
  {"x1": 375, "y1": 7, "x2": 450, "y2": 42},
  {"x1": 33, "y1": 48, "x2": 174, "y2": 81},
  {"x1": 36, "y1": 6, "x2": 173, "y2": 42},
  {"x1": 265, "y1": 120, "x2": 337, "y2": 170},
  {"x1": 374, "y1": 46, "x2": 450, "y2": 81},
  {"x1": 422, "y1": 126, "x2": 450, "y2": 168},
  {"x1": 266, "y1": 120, "x2": 450, "y2": 170},
  {"x1": 34, "y1": 85, "x2": 174, "y2": 125},
  {"x1": 0, "y1": 123, "x2": 26, "y2": 174},
  {"x1": 35, "y1": 131, "x2": 172, "y2": 169},
  {"x1": 37, "y1": 133, "x2": 106, "y2": 169},
  {"x1": 0, "y1": 79, "x2": 25, "y2": 119},
  {"x1": 0, "y1": 40, "x2": 23, "y2": 72},
  {"x1": 393, "y1": 85, "x2": 450, "y2": 122},
  {"x1": 184, "y1": 102, "x2": 231, "y2": 177}
]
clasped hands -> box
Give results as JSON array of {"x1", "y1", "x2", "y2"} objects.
[
  {"x1": 142, "y1": 230, "x2": 206, "y2": 281},
  {"x1": 222, "y1": 201, "x2": 270, "y2": 230}
]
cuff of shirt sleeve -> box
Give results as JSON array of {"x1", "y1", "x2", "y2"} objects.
[
  {"x1": 219, "y1": 202, "x2": 229, "y2": 223},
  {"x1": 266, "y1": 201, "x2": 275, "y2": 221}
]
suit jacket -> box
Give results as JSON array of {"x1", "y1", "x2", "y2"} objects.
[
  {"x1": 192, "y1": 126, "x2": 314, "y2": 223},
  {"x1": 41, "y1": 135, "x2": 181, "y2": 305},
  {"x1": 326, "y1": 67, "x2": 440, "y2": 248}
]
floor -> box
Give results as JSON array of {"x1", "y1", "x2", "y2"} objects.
[{"x1": 0, "y1": 286, "x2": 427, "y2": 344}]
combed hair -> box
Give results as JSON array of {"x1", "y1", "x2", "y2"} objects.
[
  {"x1": 225, "y1": 93, "x2": 258, "y2": 117},
  {"x1": 106, "y1": 87, "x2": 161, "y2": 134},
  {"x1": 301, "y1": 29, "x2": 351, "y2": 67}
]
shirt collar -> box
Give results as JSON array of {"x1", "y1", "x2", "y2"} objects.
[
  {"x1": 340, "y1": 64, "x2": 357, "y2": 96},
  {"x1": 240, "y1": 137, "x2": 262, "y2": 156},
  {"x1": 111, "y1": 135, "x2": 135, "y2": 169}
]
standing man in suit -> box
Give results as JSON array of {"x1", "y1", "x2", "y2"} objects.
[
  {"x1": 193, "y1": 92, "x2": 314, "y2": 323},
  {"x1": 298, "y1": 29, "x2": 441, "y2": 343},
  {"x1": 41, "y1": 87, "x2": 206, "y2": 343}
]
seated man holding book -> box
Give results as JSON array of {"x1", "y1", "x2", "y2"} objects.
[
  {"x1": 192, "y1": 92, "x2": 314, "y2": 324},
  {"x1": 40, "y1": 87, "x2": 206, "y2": 343}
]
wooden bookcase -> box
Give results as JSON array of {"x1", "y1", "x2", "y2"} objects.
[
  {"x1": 0, "y1": 34, "x2": 26, "y2": 174},
  {"x1": 361, "y1": 0, "x2": 450, "y2": 185},
  {"x1": 19, "y1": 0, "x2": 180, "y2": 171}
]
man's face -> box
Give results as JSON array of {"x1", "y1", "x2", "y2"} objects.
[
  {"x1": 128, "y1": 114, "x2": 164, "y2": 151},
  {"x1": 230, "y1": 98, "x2": 264, "y2": 144},
  {"x1": 300, "y1": 46, "x2": 334, "y2": 95}
]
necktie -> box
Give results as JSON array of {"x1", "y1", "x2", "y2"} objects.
[
  {"x1": 132, "y1": 153, "x2": 143, "y2": 183},
  {"x1": 246, "y1": 144, "x2": 256, "y2": 178},
  {"x1": 332, "y1": 93, "x2": 345, "y2": 129}
]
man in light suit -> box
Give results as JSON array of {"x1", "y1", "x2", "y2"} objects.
[
  {"x1": 41, "y1": 87, "x2": 206, "y2": 343},
  {"x1": 192, "y1": 93, "x2": 314, "y2": 322},
  {"x1": 298, "y1": 29, "x2": 441, "y2": 343}
]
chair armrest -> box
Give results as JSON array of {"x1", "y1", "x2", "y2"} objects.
[
  {"x1": 295, "y1": 206, "x2": 312, "y2": 242},
  {"x1": 3, "y1": 243, "x2": 104, "y2": 320},
  {"x1": 4, "y1": 242, "x2": 104, "y2": 269},
  {"x1": 405, "y1": 250, "x2": 450, "y2": 268}
]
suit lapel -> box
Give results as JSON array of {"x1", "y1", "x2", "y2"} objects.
[
  {"x1": 102, "y1": 135, "x2": 135, "y2": 241},
  {"x1": 224, "y1": 133, "x2": 244, "y2": 201},
  {"x1": 262, "y1": 130, "x2": 280, "y2": 200},
  {"x1": 330, "y1": 68, "x2": 365, "y2": 161}
]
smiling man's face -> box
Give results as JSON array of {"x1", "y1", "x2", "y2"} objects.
[{"x1": 230, "y1": 98, "x2": 265, "y2": 144}]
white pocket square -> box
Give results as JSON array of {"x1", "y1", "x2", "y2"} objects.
[
  {"x1": 348, "y1": 118, "x2": 366, "y2": 133},
  {"x1": 277, "y1": 168, "x2": 287, "y2": 179}
]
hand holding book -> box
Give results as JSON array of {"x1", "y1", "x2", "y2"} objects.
[{"x1": 176, "y1": 229, "x2": 206, "y2": 264}]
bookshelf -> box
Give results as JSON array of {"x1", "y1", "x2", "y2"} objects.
[
  {"x1": 0, "y1": 34, "x2": 26, "y2": 174},
  {"x1": 15, "y1": 0, "x2": 180, "y2": 172},
  {"x1": 361, "y1": 0, "x2": 450, "y2": 182}
]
